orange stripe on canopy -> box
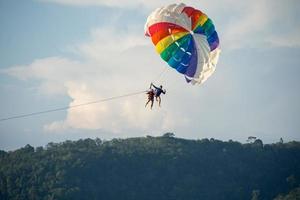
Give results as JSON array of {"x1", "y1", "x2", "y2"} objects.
[{"x1": 151, "y1": 28, "x2": 188, "y2": 45}]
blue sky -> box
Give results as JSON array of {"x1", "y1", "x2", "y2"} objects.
[{"x1": 0, "y1": 0, "x2": 300, "y2": 150}]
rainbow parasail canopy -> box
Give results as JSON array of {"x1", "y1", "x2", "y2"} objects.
[{"x1": 145, "y1": 3, "x2": 221, "y2": 85}]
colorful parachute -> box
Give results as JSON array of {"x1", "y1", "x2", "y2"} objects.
[{"x1": 145, "y1": 3, "x2": 221, "y2": 85}]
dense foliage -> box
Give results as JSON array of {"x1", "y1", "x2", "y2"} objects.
[
  {"x1": 274, "y1": 187, "x2": 300, "y2": 200},
  {"x1": 0, "y1": 135, "x2": 300, "y2": 200}
]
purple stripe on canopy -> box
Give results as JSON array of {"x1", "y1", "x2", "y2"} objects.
[
  {"x1": 184, "y1": 37, "x2": 198, "y2": 78},
  {"x1": 185, "y1": 76, "x2": 192, "y2": 83},
  {"x1": 210, "y1": 40, "x2": 219, "y2": 51}
]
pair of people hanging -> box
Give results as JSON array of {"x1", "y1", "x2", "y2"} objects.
[{"x1": 145, "y1": 83, "x2": 166, "y2": 109}]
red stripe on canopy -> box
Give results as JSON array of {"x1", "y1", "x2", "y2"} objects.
[{"x1": 147, "y1": 22, "x2": 188, "y2": 37}]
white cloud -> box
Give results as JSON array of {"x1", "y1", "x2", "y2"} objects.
[
  {"x1": 2, "y1": 57, "x2": 82, "y2": 95},
  {"x1": 4, "y1": 25, "x2": 190, "y2": 134},
  {"x1": 220, "y1": 1, "x2": 272, "y2": 49}
]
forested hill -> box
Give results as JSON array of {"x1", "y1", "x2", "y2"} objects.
[{"x1": 1, "y1": 135, "x2": 300, "y2": 200}]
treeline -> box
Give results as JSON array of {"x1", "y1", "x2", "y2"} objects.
[{"x1": 0, "y1": 134, "x2": 300, "y2": 200}]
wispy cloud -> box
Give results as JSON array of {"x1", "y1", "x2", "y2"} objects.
[
  {"x1": 266, "y1": 25, "x2": 300, "y2": 48},
  {"x1": 37, "y1": 0, "x2": 194, "y2": 9},
  {"x1": 38, "y1": 0, "x2": 300, "y2": 49},
  {"x1": 219, "y1": 0, "x2": 300, "y2": 49}
]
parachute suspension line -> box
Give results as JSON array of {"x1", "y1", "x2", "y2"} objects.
[
  {"x1": 156, "y1": 66, "x2": 168, "y2": 82},
  {"x1": 0, "y1": 90, "x2": 146, "y2": 122},
  {"x1": 151, "y1": 65, "x2": 168, "y2": 85}
]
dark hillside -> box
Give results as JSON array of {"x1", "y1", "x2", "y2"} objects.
[{"x1": 1, "y1": 136, "x2": 300, "y2": 200}]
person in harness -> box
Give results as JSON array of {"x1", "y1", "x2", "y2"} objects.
[{"x1": 145, "y1": 88, "x2": 155, "y2": 109}]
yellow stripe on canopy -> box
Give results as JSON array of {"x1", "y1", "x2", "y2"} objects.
[
  {"x1": 194, "y1": 14, "x2": 208, "y2": 29},
  {"x1": 155, "y1": 32, "x2": 189, "y2": 54}
]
